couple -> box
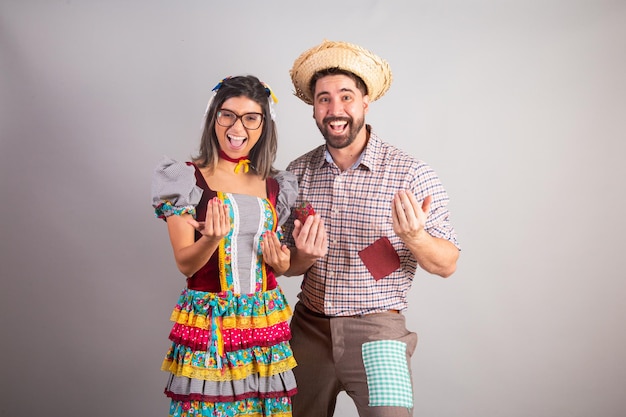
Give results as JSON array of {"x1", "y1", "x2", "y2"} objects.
[{"x1": 151, "y1": 40, "x2": 461, "y2": 417}]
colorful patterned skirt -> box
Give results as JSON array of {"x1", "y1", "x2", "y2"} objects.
[{"x1": 162, "y1": 287, "x2": 297, "y2": 417}]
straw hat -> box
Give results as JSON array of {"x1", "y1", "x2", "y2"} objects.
[{"x1": 290, "y1": 39, "x2": 393, "y2": 105}]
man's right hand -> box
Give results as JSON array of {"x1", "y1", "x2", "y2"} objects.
[{"x1": 285, "y1": 214, "x2": 328, "y2": 276}]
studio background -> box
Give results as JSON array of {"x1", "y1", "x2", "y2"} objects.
[{"x1": 1, "y1": 1, "x2": 625, "y2": 416}]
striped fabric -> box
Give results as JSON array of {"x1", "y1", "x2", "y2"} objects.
[{"x1": 284, "y1": 126, "x2": 460, "y2": 316}]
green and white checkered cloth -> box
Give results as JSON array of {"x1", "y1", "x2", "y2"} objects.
[{"x1": 362, "y1": 340, "x2": 413, "y2": 408}]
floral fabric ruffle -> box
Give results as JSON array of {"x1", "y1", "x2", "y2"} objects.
[{"x1": 169, "y1": 397, "x2": 293, "y2": 417}]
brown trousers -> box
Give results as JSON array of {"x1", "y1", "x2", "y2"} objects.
[{"x1": 289, "y1": 302, "x2": 418, "y2": 417}]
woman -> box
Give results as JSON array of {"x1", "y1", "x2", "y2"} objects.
[{"x1": 151, "y1": 75, "x2": 298, "y2": 417}]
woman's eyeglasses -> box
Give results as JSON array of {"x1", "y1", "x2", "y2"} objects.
[{"x1": 216, "y1": 109, "x2": 264, "y2": 130}]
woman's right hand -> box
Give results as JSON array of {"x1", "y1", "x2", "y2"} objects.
[{"x1": 187, "y1": 197, "x2": 231, "y2": 242}]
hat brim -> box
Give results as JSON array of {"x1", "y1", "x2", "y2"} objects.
[{"x1": 290, "y1": 40, "x2": 393, "y2": 105}]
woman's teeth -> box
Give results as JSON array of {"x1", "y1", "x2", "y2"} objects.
[{"x1": 228, "y1": 135, "x2": 246, "y2": 148}]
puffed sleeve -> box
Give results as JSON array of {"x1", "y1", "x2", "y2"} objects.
[
  {"x1": 273, "y1": 170, "x2": 298, "y2": 226},
  {"x1": 151, "y1": 156, "x2": 203, "y2": 220}
]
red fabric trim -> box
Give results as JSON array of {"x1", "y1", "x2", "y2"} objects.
[
  {"x1": 218, "y1": 150, "x2": 249, "y2": 163},
  {"x1": 266, "y1": 177, "x2": 278, "y2": 208},
  {"x1": 186, "y1": 162, "x2": 221, "y2": 292},
  {"x1": 165, "y1": 388, "x2": 298, "y2": 403}
]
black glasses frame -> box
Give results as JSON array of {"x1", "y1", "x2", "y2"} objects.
[{"x1": 216, "y1": 109, "x2": 265, "y2": 130}]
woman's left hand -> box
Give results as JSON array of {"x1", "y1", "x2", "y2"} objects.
[{"x1": 261, "y1": 231, "x2": 291, "y2": 276}]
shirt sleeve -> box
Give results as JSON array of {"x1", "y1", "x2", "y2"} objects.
[
  {"x1": 273, "y1": 170, "x2": 299, "y2": 227},
  {"x1": 151, "y1": 156, "x2": 203, "y2": 220},
  {"x1": 412, "y1": 161, "x2": 461, "y2": 250}
]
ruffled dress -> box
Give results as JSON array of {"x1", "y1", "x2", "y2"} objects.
[{"x1": 151, "y1": 156, "x2": 299, "y2": 417}]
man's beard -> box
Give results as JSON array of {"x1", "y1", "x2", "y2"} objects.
[{"x1": 316, "y1": 116, "x2": 365, "y2": 149}]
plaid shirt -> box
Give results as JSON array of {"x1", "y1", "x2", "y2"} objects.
[{"x1": 284, "y1": 126, "x2": 459, "y2": 316}]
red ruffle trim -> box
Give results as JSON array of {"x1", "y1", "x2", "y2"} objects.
[
  {"x1": 164, "y1": 387, "x2": 298, "y2": 403},
  {"x1": 169, "y1": 321, "x2": 292, "y2": 352}
]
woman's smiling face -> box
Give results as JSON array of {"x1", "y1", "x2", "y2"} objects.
[{"x1": 215, "y1": 96, "x2": 264, "y2": 158}]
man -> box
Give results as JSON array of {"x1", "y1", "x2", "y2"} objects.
[{"x1": 283, "y1": 40, "x2": 461, "y2": 417}]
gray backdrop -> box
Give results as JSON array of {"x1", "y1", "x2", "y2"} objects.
[{"x1": 1, "y1": 1, "x2": 625, "y2": 416}]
